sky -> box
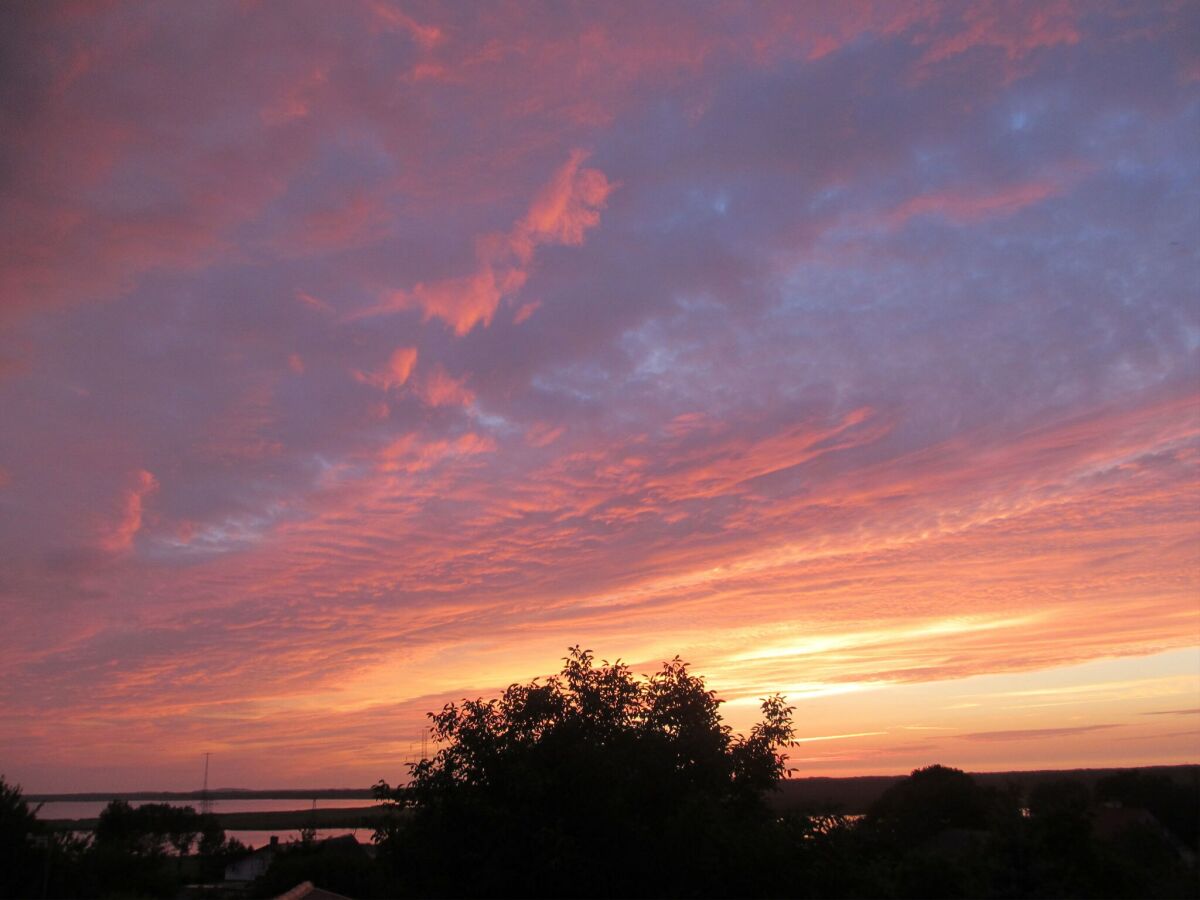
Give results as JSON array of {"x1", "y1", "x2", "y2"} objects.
[{"x1": 1, "y1": 1, "x2": 1197, "y2": 793}]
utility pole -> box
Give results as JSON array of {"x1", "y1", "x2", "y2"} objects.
[{"x1": 34, "y1": 835, "x2": 50, "y2": 899}]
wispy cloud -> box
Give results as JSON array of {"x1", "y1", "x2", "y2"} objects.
[
  {"x1": 1142, "y1": 708, "x2": 1200, "y2": 717},
  {"x1": 958, "y1": 725, "x2": 1120, "y2": 742}
]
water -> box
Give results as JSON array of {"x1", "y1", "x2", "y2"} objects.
[
  {"x1": 34, "y1": 799, "x2": 380, "y2": 850},
  {"x1": 35, "y1": 798, "x2": 371, "y2": 820},
  {"x1": 225, "y1": 827, "x2": 369, "y2": 850}
]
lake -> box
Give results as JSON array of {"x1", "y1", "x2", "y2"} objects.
[
  {"x1": 34, "y1": 798, "x2": 371, "y2": 820},
  {"x1": 34, "y1": 798, "x2": 377, "y2": 850}
]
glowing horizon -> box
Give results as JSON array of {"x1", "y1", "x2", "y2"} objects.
[{"x1": 1, "y1": 1, "x2": 1197, "y2": 793}]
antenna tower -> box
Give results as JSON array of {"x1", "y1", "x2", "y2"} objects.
[
  {"x1": 200, "y1": 752, "x2": 211, "y2": 816},
  {"x1": 402, "y1": 728, "x2": 432, "y2": 785}
]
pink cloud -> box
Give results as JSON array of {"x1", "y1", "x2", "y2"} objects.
[
  {"x1": 364, "y1": 0, "x2": 443, "y2": 48},
  {"x1": 914, "y1": 1, "x2": 1081, "y2": 73},
  {"x1": 884, "y1": 180, "x2": 1064, "y2": 226},
  {"x1": 959, "y1": 724, "x2": 1118, "y2": 742},
  {"x1": 278, "y1": 190, "x2": 390, "y2": 254},
  {"x1": 644, "y1": 407, "x2": 886, "y2": 502},
  {"x1": 259, "y1": 66, "x2": 329, "y2": 125},
  {"x1": 513, "y1": 299, "x2": 541, "y2": 324},
  {"x1": 379, "y1": 431, "x2": 495, "y2": 474},
  {"x1": 373, "y1": 150, "x2": 613, "y2": 335},
  {"x1": 418, "y1": 365, "x2": 475, "y2": 408},
  {"x1": 526, "y1": 422, "x2": 565, "y2": 447},
  {"x1": 98, "y1": 469, "x2": 158, "y2": 553},
  {"x1": 295, "y1": 291, "x2": 335, "y2": 314}
]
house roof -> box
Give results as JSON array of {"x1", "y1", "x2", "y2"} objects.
[
  {"x1": 273, "y1": 881, "x2": 353, "y2": 900},
  {"x1": 314, "y1": 833, "x2": 362, "y2": 852},
  {"x1": 1092, "y1": 805, "x2": 1159, "y2": 841}
]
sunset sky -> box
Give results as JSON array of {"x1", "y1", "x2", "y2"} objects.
[{"x1": 2, "y1": 1, "x2": 1197, "y2": 793}]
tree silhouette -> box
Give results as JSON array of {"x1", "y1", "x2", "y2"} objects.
[
  {"x1": 867, "y1": 764, "x2": 996, "y2": 847},
  {"x1": 0, "y1": 775, "x2": 42, "y2": 899},
  {"x1": 861, "y1": 766, "x2": 1013, "y2": 899},
  {"x1": 374, "y1": 646, "x2": 796, "y2": 898},
  {"x1": 1095, "y1": 769, "x2": 1200, "y2": 848}
]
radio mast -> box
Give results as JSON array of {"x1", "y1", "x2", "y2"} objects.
[{"x1": 200, "y1": 752, "x2": 212, "y2": 816}]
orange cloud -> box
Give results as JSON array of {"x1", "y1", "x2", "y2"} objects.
[
  {"x1": 510, "y1": 149, "x2": 616, "y2": 262},
  {"x1": 404, "y1": 268, "x2": 515, "y2": 336},
  {"x1": 356, "y1": 346, "x2": 418, "y2": 391}
]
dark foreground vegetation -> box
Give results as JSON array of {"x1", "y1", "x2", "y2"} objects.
[
  {"x1": 1, "y1": 787, "x2": 249, "y2": 898},
  {"x1": 4, "y1": 649, "x2": 1198, "y2": 898}
]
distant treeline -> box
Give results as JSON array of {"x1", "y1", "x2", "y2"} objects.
[{"x1": 771, "y1": 764, "x2": 1200, "y2": 814}]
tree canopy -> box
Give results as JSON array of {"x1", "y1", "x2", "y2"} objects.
[{"x1": 374, "y1": 646, "x2": 796, "y2": 897}]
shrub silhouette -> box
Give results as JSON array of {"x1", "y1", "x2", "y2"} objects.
[{"x1": 374, "y1": 646, "x2": 795, "y2": 898}]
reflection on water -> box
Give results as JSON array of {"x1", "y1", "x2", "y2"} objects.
[{"x1": 60, "y1": 827, "x2": 373, "y2": 853}]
